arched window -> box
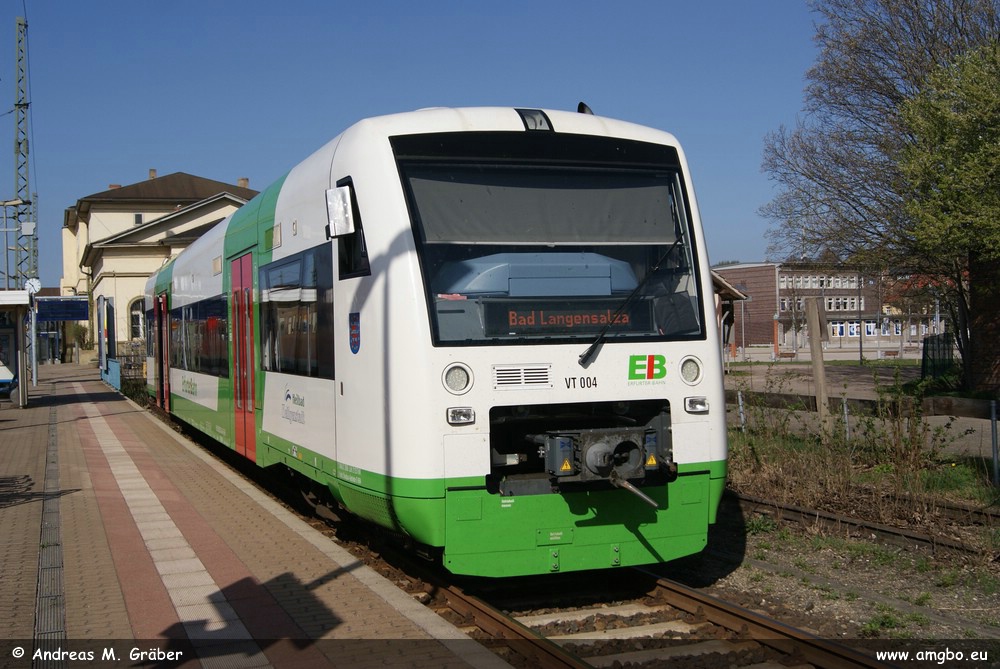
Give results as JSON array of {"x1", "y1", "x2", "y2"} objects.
[{"x1": 129, "y1": 298, "x2": 145, "y2": 340}]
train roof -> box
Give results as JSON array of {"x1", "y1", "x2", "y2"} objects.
[
  {"x1": 145, "y1": 106, "x2": 691, "y2": 296},
  {"x1": 341, "y1": 106, "x2": 684, "y2": 149}
]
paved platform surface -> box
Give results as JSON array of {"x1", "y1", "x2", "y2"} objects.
[{"x1": 0, "y1": 364, "x2": 508, "y2": 669}]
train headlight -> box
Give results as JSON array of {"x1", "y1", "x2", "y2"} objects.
[
  {"x1": 679, "y1": 356, "x2": 702, "y2": 385},
  {"x1": 443, "y1": 363, "x2": 473, "y2": 395},
  {"x1": 685, "y1": 396, "x2": 710, "y2": 414},
  {"x1": 447, "y1": 407, "x2": 476, "y2": 425}
]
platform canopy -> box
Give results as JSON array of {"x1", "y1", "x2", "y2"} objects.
[
  {"x1": 0, "y1": 289, "x2": 29, "y2": 407},
  {"x1": 0, "y1": 289, "x2": 29, "y2": 307}
]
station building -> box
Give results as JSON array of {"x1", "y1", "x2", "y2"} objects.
[{"x1": 60, "y1": 170, "x2": 257, "y2": 359}]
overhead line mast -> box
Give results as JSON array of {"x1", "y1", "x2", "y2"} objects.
[{"x1": 14, "y1": 15, "x2": 37, "y2": 287}]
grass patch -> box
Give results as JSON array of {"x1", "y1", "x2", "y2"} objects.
[
  {"x1": 920, "y1": 458, "x2": 995, "y2": 501},
  {"x1": 858, "y1": 603, "x2": 933, "y2": 638},
  {"x1": 935, "y1": 570, "x2": 961, "y2": 588},
  {"x1": 745, "y1": 514, "x2": 778, "y2": 535},
  {"x1": 845, "y1": 542, "x2": 901, "y2": 567},
  {"x1": 973, "y1": 571, "x2": 1000, "y2": 595},
  {"x1": 727, "y1": 363, "x2": 996, "y2": 520},
  {"x1": 793, "y1": 558, "x2": 816, "y2": 573},
  {"x1": 860, "y1": 604, "x2": 904, "y2": 638}
]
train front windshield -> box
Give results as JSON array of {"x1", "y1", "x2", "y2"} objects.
[{"x1": 393, "y1": 132, "x2": 705, "y2": 346}]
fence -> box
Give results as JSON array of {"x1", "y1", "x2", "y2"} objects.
[
  {"x1": 729, "y1": 388, "x2": 1000, "y2": 486},
  {"x1": 115, "y1": 340, "x2": 146, "y2": 380},
  {"x1": 102, "y1": 340, "x2": 147, "y2": 399}
]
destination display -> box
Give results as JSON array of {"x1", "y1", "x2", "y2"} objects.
[{"x1": 485, "y1": 299, "x2": 654, "y2": 337}]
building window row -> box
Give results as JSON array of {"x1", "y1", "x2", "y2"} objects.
[
  {"x1": 779, "y1": 296, "x2": 866, "y2": 312},
  {"x1": 779, "y1": 274, "x2": 860, "y2": 290},
  {"x1": 826, "y1": 320, "x2": 914, "y2": 338}
]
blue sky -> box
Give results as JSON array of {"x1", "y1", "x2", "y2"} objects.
[{"x1": 3, "y1": 1, "x2": 818, "y2": 287}]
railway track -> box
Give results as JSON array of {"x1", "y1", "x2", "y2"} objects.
[
  {"x1": 637, "y1": 572, "x2": 886, "y2": 669},
  {"x1": 731, "y1": 490, "x2": 998, "y2": 556},
  {"x1": 281, "y1": 473, "x2": 892, "y2": 668},
  {"x1": 424, "y1": 567, "x2": 889, "y2": 668}
]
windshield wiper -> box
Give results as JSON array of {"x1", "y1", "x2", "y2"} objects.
[{"x1": 577, "y1": 236, "x2": 685, "y2": 367}]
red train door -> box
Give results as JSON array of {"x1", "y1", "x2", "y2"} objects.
[
  {"x1": 232, "y1": 253, "x2": 257, "y2": 461},
  {"x1": 155, "y1": 293, "x2": 170, "y2": 411}
]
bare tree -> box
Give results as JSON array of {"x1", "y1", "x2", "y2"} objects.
[
  {"x1": 761, "y1": 0, "x2": 1000, "y2": 387},
  {"x1": 764, "y1": 0, "x2": 999, "y2": 259}
]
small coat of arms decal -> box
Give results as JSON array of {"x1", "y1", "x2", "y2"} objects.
[{"x1": 349, "y1": 312, "x2": 361, "y2": 354}]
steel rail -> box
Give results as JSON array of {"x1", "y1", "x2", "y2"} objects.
[
  {"x1": 891, "y1": 490, "x2": 998, "y2": 527},
  {"x1": 437, "y1": 581, "x2": 591, "y2": 669},
  {"x1": 733, "y1": 490, "x2": 985, "y2": 555},
  {"x1": 641, "y1": 571, "x2": 894, "y2": 669}
]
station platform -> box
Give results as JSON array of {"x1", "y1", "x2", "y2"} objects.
[{"x1": 0, "y1": 364, "x2": 508, "y2": 669}]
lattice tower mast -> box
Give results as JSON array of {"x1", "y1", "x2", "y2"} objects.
[{"x1": 14, "y1": 16, "x2": 36, "y2": 286}]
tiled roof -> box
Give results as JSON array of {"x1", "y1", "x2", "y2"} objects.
[{"x1": 80, "y1": 172, "x2": 257, "y2": 204}]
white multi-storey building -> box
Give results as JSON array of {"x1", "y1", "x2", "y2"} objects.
[{"x1": 61, "y1": 170, "x2": 257, "y2": 353}]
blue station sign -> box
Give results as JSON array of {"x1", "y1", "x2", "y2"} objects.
[{"x1": 35, "y1": 297, "x2": 90, "y2": 322}]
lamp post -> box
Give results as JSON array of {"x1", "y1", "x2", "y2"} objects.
[{"x1": 858, "y1": 270, "x2": 864, "y2": 366}]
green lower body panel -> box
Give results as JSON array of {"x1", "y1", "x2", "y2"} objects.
[
  {"x1": 169, "y1": 394, "x2": 233, "y2": 449},
  {"x1": 445, "y1": 471, "x2": 714, "y2": 577},
  {"x1": 334, "y1": 481, "x2": 446, "y2": 546},
  {"x1": 324, "y1": 463, "x2": 724, "y2": 578}
]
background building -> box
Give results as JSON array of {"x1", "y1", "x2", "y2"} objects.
[
  {"x1": 713, "y1": 261, "x2": 937, "y2": 359},
  {"x1": 61, "y1": 170, "x2": 257, "y2": 356},
  {"x1": 712, "y1": 263, "x2": 778, "y2": 355}
]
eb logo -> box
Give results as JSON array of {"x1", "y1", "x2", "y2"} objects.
[{"x1": 628, "y1": 354, "x2": 666, "y2": 380}]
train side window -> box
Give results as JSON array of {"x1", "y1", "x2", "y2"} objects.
[
  {"x1": 166, "y1": 296, "x2": 229, "y2": 378},
  {"x1": 259, "y1": 244, "x2": 335, "y2": 379},
  {"x1": 336, "y1": 177, "x2": 371, "y2": 279}
]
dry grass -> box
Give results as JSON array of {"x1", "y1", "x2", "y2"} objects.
[{"x1": 727, "y1": 366, "x2": 994, "y2": 526}]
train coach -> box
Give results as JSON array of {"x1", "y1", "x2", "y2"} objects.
[{"x1": 144, "y1": 106, "x2": 727, "y2": 578}]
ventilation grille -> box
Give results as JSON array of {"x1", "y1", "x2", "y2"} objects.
[
  {"x1": 493, "y1": 364, "x2": 552, "y2": 390},
  {"x1": 340, "y1": 486, "x2": 398, "y2": 529}
]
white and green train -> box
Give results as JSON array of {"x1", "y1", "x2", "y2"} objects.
[{"x1": 145, "y1": 106, "x2": 727, "y2": 577}]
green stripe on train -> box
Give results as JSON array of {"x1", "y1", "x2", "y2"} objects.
[{"x1": 250, "y1": 430, "x2": 725, "y2": 576}]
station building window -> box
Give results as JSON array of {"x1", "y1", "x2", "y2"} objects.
[{"x1": 129, "y1": 298, "x2": 145, "y2": 340}]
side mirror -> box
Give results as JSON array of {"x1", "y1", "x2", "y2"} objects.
[{"x1": 325, "y1": 186, "x2": 355, "y2": 238}]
